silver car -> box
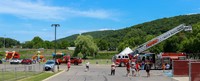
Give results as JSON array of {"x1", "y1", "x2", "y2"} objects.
[
  {"x1": 43, "y1": 60, "x2": 57, "y2": 71},
  {"x1": 10, "y1": 58, "x2": 22, "y2": 64}
]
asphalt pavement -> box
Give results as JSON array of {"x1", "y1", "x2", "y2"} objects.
[{"x1": 43, "y1": 64, "x2": 177, "y2": 81}]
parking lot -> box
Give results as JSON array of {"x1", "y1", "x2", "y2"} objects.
[{"x1": 44, "y1": 64, "x2": 177, "y2": 81}]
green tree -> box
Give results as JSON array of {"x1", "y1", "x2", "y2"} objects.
[
  {"x1": 163, "y1": 36, "x2": 180, "y2": 52},
  {"x1": 58, "y1": 41, "x2": 69, "y2": 49},
  {"x1": 97, "y1": 39, "x2": 108, "y2": 51},
  {"x1": 32, "y1": 36, "x2": 45, "y2": 48},
  {"x1": 44, "y1": 41, "x2": 53, "y2": 49},
  {"x1": 22, "y1": 41, "x2": 33, "y2": 48},
  {"x1": 74, "y1": 35, "x2": 98, "y2": 58}
]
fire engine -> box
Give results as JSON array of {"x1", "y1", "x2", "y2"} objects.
[{"x1": 113, "y1": 24, "x2": 192, "y2": 67}]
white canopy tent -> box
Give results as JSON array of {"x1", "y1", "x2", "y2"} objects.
[{"x1": 117, "y1": 47, "x2": 133, "y2": 58}]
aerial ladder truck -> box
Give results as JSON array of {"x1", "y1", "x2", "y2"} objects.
[
  {"x1": 130, "y1": 24, "x2": 192, "y2": 56},
  {"x1": 113, "y1": 24, "x2": 192, "y2": 67}
]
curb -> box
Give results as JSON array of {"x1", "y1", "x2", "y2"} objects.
[{"x1": 42, "y1": 70, "x2": 65, "y2": 81}]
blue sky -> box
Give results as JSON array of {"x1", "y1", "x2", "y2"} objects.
[{"x1": 0, "y1": 0, "x2": 200, "y2": 43}]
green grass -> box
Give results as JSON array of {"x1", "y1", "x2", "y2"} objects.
[
  {"x1": 0, "y1": 71, "x2": 39, "y2": 81},
  {"x1": 17, "y1": 72, "x2": 57, "y2": 81}
]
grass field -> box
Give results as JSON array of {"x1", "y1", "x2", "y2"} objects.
[
  {"x1": 0, "y1": 71, "x2": 40, "y2": 81},
  {"x1": 17, "y1": 72, "x2": 58, "y2": 81}
]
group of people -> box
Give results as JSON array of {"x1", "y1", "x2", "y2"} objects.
[
  {"x1": 111, "y1": 61, "x2": 151, "y2": 77},
  {"x1": 56, "y1": 58, "x2": 71, "y2": 71}
]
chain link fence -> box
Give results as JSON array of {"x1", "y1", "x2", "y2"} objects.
[{"x1": 0, "y1": 63, "x2": 43, "y2": 81}]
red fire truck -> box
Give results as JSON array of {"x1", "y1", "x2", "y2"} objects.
[{"x1": 112, "y1": 24, "x2": 192, "y2": 67}]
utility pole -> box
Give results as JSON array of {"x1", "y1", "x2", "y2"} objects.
[
  {"x1": 4, "y1": 34, "x2": 6, "y2": 49},
  {"x1": 51, "y1": 24, "x2": 60, "y2": 58}
]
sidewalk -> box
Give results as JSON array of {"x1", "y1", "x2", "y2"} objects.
[{"x1": 172, "y1": 77, "x2": 189, "y2": 81}]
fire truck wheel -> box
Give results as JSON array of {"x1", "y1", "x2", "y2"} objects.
[
  {"x1": 74, "y1": 62, "x2": 78, "y2": 65},
  {"x1": 120, "y1": 62, "x2": 125, "y2": 67}
]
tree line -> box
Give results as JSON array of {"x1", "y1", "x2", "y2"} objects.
[
  {"x1": 0, "y1": 38, "x2": 20, "y2": 48},
  {"x1": 21, "y1": 36, "x2": 71, "y2": 49}
]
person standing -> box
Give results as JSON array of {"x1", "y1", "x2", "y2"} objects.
[
  {"x1": 67, "y1": 60, "x2": 71, "y2": 71},
  {"x1": 56, "y1": 59, "x2": 59, "y2": 71},
  {"x1": 126, "y1": 62, "x2": 130, "y2": 77},
  {"x1": 166, "y1": 63, "x2": 170, "y2": 70},
  {"x1": 162, "y1": 63, "x2": 166, "y2": 72},
  {"x1": 131, "y1": 62, "x2": 136, "y2": 77},
  {"x1": 111, "y1": 62, "x2": 116, "y2": 75},
  {"x1": 135, "y1": 62, "x2": 140, "y2": 76},
  {"x1": 86, "y1": 61, "x2": 90, "y2": 71},
  {"x1": 145, "y1": 62, "x2": 151, "y2": 77}
]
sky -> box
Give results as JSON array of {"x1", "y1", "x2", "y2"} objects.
[{"x1": 0, "y1": 0, "x2": 200, "y2": 43}]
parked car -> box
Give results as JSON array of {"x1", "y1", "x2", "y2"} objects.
[
  {"x1": 21, "y1": 59, "x2": 32, "y2": 64},
  {"x1": 43, "y1": 60, "x2": 57, "y2": 71},
  {"x1": 10, "y1": 58, "x2": 22, "y2": 64}
]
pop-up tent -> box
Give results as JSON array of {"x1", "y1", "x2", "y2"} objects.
[{"x1": 118, "y1": 47, "x2": 133, "y2": 56}]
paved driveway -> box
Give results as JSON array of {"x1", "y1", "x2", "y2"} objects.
[{"x1": 44, "y1": 64, "x2": 176, "y2": 81}]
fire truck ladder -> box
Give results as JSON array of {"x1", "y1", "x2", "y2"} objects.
[{"x1": 130, "y1": 24, "x2": 192, "y2": 56}]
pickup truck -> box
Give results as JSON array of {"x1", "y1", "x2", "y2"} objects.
[
  {"x1": 70, "y1": 57, "x2": 82, "y2": 65},
  {"x1": 56, "y1": 55, "x2": 82, "y2": 65}
]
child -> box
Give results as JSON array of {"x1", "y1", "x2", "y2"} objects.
[
  {"x1": 111, "y1": 62, "x2": 116, "y2": 75},
  {"x1": 131, "y1": 62, "x2": 136, "y2": 77},
  {"x1": 162, "y1": 63, "x2": 166, "y2": 72},
  {"x1": 86, "y1": 61, "x2": 90, "y2": 71},
  {"x1": 67, "y1": 60, "x2": 71, "y2": 71}
]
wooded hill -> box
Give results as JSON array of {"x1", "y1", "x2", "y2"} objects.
[{"x1": 58, "y1": 14, "x2": 200, "y2": 53}]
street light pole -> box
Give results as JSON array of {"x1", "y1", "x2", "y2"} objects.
[
  {"x1": 51, "y1": 24, "x2": 60, "y2": 58},
  {"x1": 4, "y1": 35, "x2": 6, "y2": 49}
]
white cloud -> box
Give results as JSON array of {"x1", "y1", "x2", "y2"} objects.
[
  {"x1": 186, "y1": 13, "x2": 199, "y2": 15},
  {"x1": 0, "y1": 0, "x2": 116, "y2": 20},
  {"x1": 99, "y1": 28, "x2": 112, "y2": 31}
]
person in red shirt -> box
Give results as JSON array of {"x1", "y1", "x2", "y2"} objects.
[
  {"x1": 135, "y1": 62, "x2": 140, "y2": 76},
  {"x1": 67, "y1": 60, "x2": 71, "y2": 71},
  {"x1": 126, "y1": 62, "x2": 130, "y2": 77}
]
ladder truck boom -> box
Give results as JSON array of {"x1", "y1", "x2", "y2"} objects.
[{"x1": 130, "y1": 24, "x2": 192, "y2": 56}]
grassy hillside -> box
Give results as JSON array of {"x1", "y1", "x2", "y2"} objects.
[
  {"x1": 58, "y1": 30, "x2": 115, "y2": 43},
  {"x1": 58, "y1": 14, "x2": 200, "y2": 53}
]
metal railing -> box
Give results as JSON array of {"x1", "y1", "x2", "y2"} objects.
[{"x1": 0, "y1": 63, "x2": 43, "y2": 81}]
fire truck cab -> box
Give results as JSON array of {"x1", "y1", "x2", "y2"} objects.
[{"x1": 114, "y1": 54, "x2": 129, "y2": 67}]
